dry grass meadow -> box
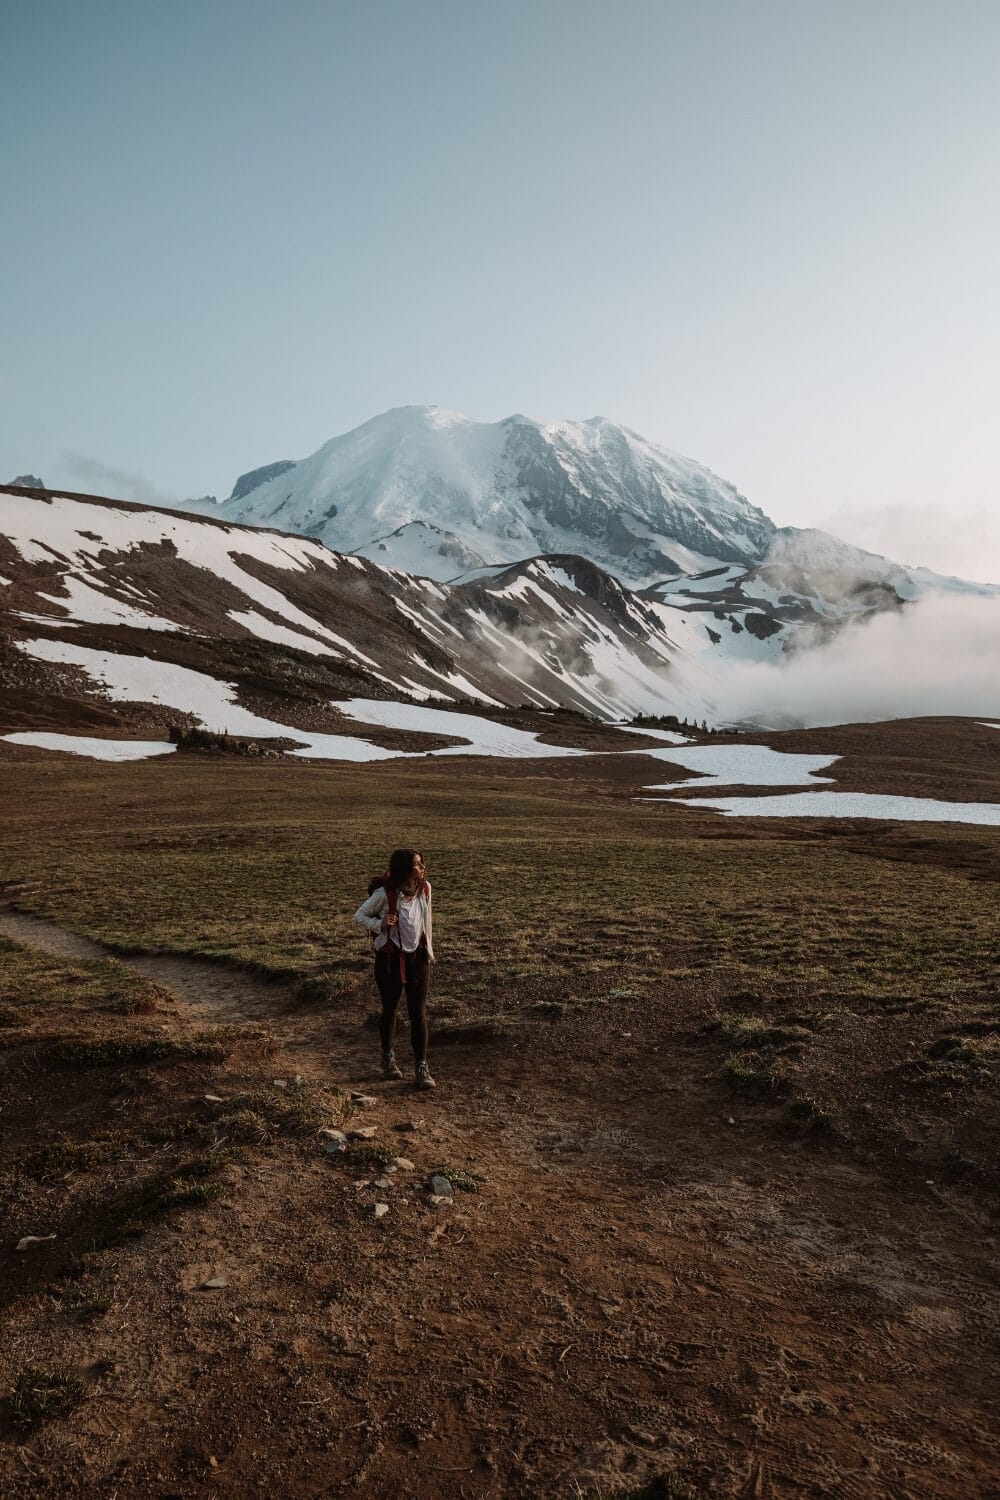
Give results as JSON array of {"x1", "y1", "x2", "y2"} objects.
[{"x1": 0, "y1": 722, "x2": 998, "y2": 1497}]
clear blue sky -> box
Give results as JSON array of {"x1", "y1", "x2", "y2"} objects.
[{"x1": 3, "y1": 0, "x2": 998, "y2": 579}]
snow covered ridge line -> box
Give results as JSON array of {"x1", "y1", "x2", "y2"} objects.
[
  {"x1": 5, "y1": 485, "x2": 1000, "y2": 729},
  {"x1": 0, "y1": 488, "x2": 721, "y2": 720}
]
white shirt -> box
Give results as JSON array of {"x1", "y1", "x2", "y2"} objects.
[{"x1": 354, "y1": 882, "x2": 434, "y2": 961}]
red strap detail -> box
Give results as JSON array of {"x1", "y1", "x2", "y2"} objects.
[{"x1": 385, "y1": 887, "x2": 405, "y2": 981}]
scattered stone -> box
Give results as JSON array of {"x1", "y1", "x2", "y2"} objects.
[
  {"x1": 392, "y1": 1157, "x2": 415, "y2": 1171},
  {"x1": 372, "y1": 1202, "x2": 389, "y2": 1219},
  {"x1": 430, "y1": 1175, "x2": 453, "y2": 1198},
  {"x1": 428, "y1": 1194, "x2": 453, "y2": 1208},
  {"x1": 428, "y1": 1223, "x2": 447, "y2": 1244},
  {"x1": 354, "y1": 1180, "x2": 372, "y2": 1190},
  {"x1": 208, "y1": 1456, "x2": 219, "y2": 1469},
  {"x1": 204, "y1": 1094, "x2": 225, "y2": 1104},
  {"x1": 348, "y1": 1125, "x2": 378, "y2": 1140},
  {"x1": 373, "y1": 1175, "x2": 394, "y2": 1190},
  {"x1": 294, "y1": 1074, "x2": 304, "y2": 1086},
  {"x1": 272, "y1": 1079, "x2": 287, "y2": 1089},
  {"x1": 201, "y1": 1275, "x2": 228, "y2": 1290},
  {"x1": 351, "y1": 1094, "x2": 378, "y2": 1107},
  {"x1": 16, "y1": 1234, "x2": 56, "y2": 1252},
  {"x1": 726, "y1": 1117, "x2": 736, "y2": 1127},
  {"x1": 393, "y1": 1120, "x2": 422, "y2": 1133},
  {"x1": 322, "y1": 1133, "x2": 348, "y2": 1154}
]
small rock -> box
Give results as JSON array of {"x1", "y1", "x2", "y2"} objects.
[
  {"x1": 373, "y1": 1175, "x2": 393, "y2": 1190},
  {"x1": 430, "y1": 1175, "x2": 453, "y2": 1197},
  {"x1": 16, "y1": 1234, "x2": 56, "y2": 1252},
  {"x1": 204, "y1": 1094, "x2": 225, "y2": 1104},
  {"x1": 427, "y1": 1223, "x2": 447, "y2": 1244},
  {"x1": 348, "y1": 1126, "x2": 378, "y2": 1140},
  {"x1": 428, "y1": 1194, "x2": 453, "y2": 1208},
  {"x1": 208, "y1": 1456, "x2": 218, "y2": 1469},
  {"x1": 322, "y1": 1135, "x2": 347, "y2": 1154},
  {"x1": 294, "y1": 1074, "x2": 304, "y2": 1085},
  {"x1": 392, "y1": 1157, "x2": 415, "y2": 1171},
  {"x1": 351, "y1": 1094, "x2": 378, "y2": 1107},
  {"x1": 726, "y1": 1117, "x2": 736, "y2": 1127},
  {"x1": 201, "y1": 1276, "x2": 228, "y2": 1289},
  {"x1": 272, "y1": 1079, "x2": 287, "y2": 1089},
  {"x1": 372, "y1": 1202, "x2": 389, "y2": 1219},
  {"x1": 393, "y1": 1120, "x2": 422, "y2": 1133},
  {"x1": 354, "y1": 1180, "x2": 372, "y2": 1190}
]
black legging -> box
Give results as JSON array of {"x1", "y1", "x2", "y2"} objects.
[{"x1": 375, "y1": 943, "x2": 430, "y2": 1062}]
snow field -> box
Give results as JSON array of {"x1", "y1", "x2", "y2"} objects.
[{"x1": 666, "y1": 791, "x2": 1000, "y2": 827}]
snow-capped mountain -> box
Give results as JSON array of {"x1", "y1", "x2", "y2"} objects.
[{"x1": 200, "y1": 406, "x2": 776, "y2": 585}]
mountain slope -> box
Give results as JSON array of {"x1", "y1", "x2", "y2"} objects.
[{"x1": 0, "y1": 486, "x2": 729, "y2": 737}]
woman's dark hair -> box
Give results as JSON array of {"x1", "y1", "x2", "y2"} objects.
[
  {"x1": 387, "y1": 848, "x2": 418, "y2": 886},
  {"x1": 368, "y1": 848, "x2": 422, "y2": 895}
]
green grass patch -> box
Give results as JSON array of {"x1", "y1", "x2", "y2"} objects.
[
  {"x1": 22, "y1": 1136, "x2": 123, "y2": 1182},
  {"x1": 45, "y1": 1035, "x2": 227, "y2": 1068},
  {"x1": 787, "y1": 1095, "x2": 834, "y2": 1132},
  {"x1": 723, "y1": 1051, "x2": 788, "y2": 1097},
  {"x1": 10, "y1": 1367, "x2": 86, "y2": 1431},
  {"x1": 83, "y1": 1154, "x2": 229, "y2": 1257},
  {"x1": 431, "y1": 1164, "x2": 483, "y2": 1193}
]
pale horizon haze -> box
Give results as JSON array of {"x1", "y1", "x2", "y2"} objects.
[{"x1": 2, "y1": 1, "x2": 999, "y2": 582}]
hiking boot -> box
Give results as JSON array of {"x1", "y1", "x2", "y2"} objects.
[
  {"x1": 415, "y1": 1061, "x2": 436, "y2": 1091},
  {"x1": 381, "y1": 1050, "x2": 403, "y2": 1081}
]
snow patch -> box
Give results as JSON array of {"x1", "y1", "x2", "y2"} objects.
[
  {"x1": 4, "y1": 732, "x2": 177, "y2": 761},
  {"x1": 636, "y1": 744, "x2": 839, "y2": 788},
  {"x1": 666, "y1": 791, "x2": 1000, "y2": 826}
]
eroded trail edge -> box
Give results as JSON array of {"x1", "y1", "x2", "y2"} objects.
[{"x1": 0, "y1": 902, "x2": 289, "y2": 1019}]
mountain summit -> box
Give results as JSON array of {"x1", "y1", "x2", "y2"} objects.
[{"x1": 200, "y1": 406, "x2": 776, "y2": 585}]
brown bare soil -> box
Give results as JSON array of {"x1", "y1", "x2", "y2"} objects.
[{"x1": 0, "y1": 721, "x2": 998, "y2": 1498}]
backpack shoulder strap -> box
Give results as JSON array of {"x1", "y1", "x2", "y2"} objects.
[{"x1": 386, "y1": 885, "x2": 398, "y2": 914}]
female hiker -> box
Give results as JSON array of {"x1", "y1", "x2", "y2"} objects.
[{"x1": 354, "y1": 848, "x2": 436, "y2": 1090}]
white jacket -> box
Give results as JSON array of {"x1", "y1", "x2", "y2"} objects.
[{"x1": 354, "y1": 882, "x2": 434, "y2": 961}]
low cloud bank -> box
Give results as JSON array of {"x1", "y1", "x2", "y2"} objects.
[
  {"x1": 711, "y1": 592, "x2": 1000, "y2": 728},
  {"x1": 60, "y1": 452, "x2": 175, "y2": 506}
]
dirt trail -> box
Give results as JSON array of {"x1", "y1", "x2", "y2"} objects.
[
  {"x1": 0, "y1": 902, "x2": 285, "y2": 1019},
  {"x1": 1, "y1": 903, "x2": 998, "y2": 1498}
]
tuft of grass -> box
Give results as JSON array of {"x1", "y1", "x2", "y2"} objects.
[
  {"x1": 211, "y1": 1080, "x2": 341, "y2": 1136},
  {"x1": 10, "y1": 1367, "x2": 86, "y2": 1431},
  {"x1": 22, "y1": 1137, "x2": 121, "y2": 1182},
  {"x1": 431, "y1": 1164, "x2": 483, "y2": 1193},
  {"x1": 218, "y1": 1108, "x2": 272, "y2": 1144},
  {"x1": 45, "y1": 1036, "x2": 227, "y2": 1068},
  {"x1": 57, "y1": 1288, "x2": 110, "y2": 1320},
  {"x1": 723, "y1": 1051, "x2": 787, "y2": 1097},
  {"x1": 342, "y1": 1143, "x2": 398, "y2": 1171},
  {"x1": 787, "y1": 1094, "x2": 834, "y2": 1132}
]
